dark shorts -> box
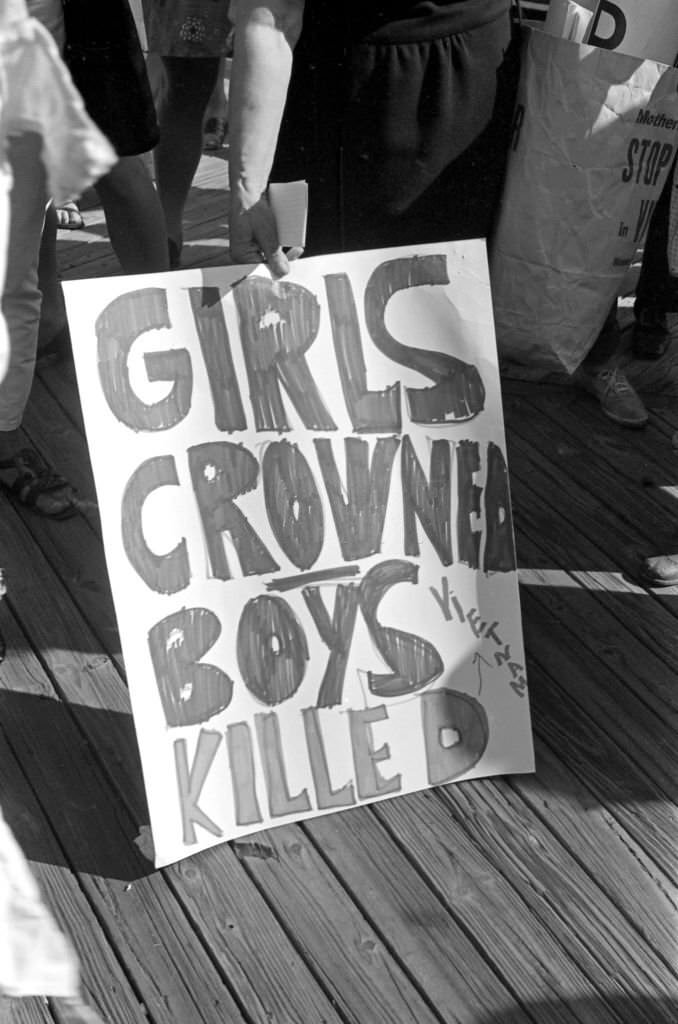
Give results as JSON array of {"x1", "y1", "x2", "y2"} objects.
[
  {"x1": 273, "y1": 7, "x2": 520, "y2": 254},
  {"x1": 62, "y1": 0, "x2": 159, "y2": 156}
]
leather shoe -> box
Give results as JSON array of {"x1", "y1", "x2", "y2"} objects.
[{"x1": 641, "y1": 552, "x2": 678, "y2": 587}]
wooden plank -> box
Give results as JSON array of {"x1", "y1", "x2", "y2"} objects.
[
  {"x1": 0, "y1": 481, "x2": 123, "y2": 671},
  {"x1": 304, "y1": 807, "x2": 522, "y2": 1023},
  {"x1": 233, "y1": 824, "x2": 445, "y2": 1024},
  {"x1": 372, "y1": 792, "x2": 623, "y2": 1024},
  {"x1": 504, "y1": 391, "x2": 678, "y2": 565},
  {"x1": 34, "y1": 358, "x2": 85, "y2": 435},
  {"x1": 307, "y1": 801, "x2": 603, "y2": 1023},
  {"x1": 0, "y1": 999, "x2": 55, "y2": 1024},
  {"x1": 0, "y1": 500, "x2": 431, "y2": 1024},
  {"x1": 507, "y1": 464, "x2": 678, "y2": 721},
  {"x1": 166, "y1": 846, "x2": 346, "y2": 1024},
  {"x1": 523, "y1": 725, "x2": 677, "y2": 964},
  {"x1": 435, "y1": 780, "x2": 678, "y2": 1014},
  {"x1": 0, "y1": 602, "x2": 247, "y2": 1024},
  {"x1": 518, "y1": 585, "x2": 677, "y2": 799},
  {"x1": 0, "y1": 731, "x2": 147, "y2": 1024}
]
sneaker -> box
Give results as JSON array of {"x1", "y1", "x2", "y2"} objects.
[
  {"x1": 575, "y1": 365, "x2": 648, "y2": 428},
  {"x1": 640, "y1": 552, "x2": 678, "y2": 587},
  {"x1": 632, "y1": 307, "x2": 670, "y2": 360}
]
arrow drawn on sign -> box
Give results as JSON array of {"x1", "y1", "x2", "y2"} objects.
[{"x1": 472, "y1": 652, "x2": 492, "y2": 696}]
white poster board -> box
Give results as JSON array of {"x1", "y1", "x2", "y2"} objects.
[
  {"x1": 63, "y1": 242, "x2": 534, "y2": 868},
  {"x1": 584, "y1": 0, "x2": 678, "y2": 65}
]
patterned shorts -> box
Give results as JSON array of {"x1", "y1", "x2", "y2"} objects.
[{"x1": 142, "y1": 0, "x2": 232, "y2": 57}]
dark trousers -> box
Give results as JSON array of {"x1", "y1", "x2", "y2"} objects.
[{"x1": 635, "y1": 157, "x2": 678, "y2": 317}]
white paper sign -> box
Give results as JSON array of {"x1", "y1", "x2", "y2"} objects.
[
  {"x1": 584, "y1": 0, "x2": 678, "y2": 65},
  {"x1": 63, "y1": 242, "x2": 534, "y2": 867}
]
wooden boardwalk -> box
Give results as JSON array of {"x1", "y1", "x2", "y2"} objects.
[{"x1": 1, "y1": 149, "x2": 677, "y2": 1024}]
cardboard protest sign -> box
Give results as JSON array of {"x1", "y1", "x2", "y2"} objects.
[
  {"x1": 63, "y1": 242, "x2": 533, "y2": 868},
  {"x1": 544, "y1": 0, "x2": 596, "y2": 44},
  {"x1": 491, "y1": 28, "x2": 678, "y2": 373},
  {"x1": 583, "y1": 0, "x2": 678, "y2": 66}
]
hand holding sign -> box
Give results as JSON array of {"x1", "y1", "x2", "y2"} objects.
[{"x1": 229, "y1": 181, "x2": 307, "y2": 278}]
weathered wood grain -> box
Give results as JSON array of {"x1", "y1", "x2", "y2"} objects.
[
  {"x1": 0, "y1": 731, "x2": 146, "y2": 1024},
  {"x1": 304, "y1": 806, "x2": 521, "y2": 1023}
]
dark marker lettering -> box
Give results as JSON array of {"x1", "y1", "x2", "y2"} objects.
[
  {"x1": 401, "y1": 435, "x2": 453, "y2": 565},
  {"x1": 188, "y1": 286, "x2": 247, "y2": 431},
  {"x1": 121, "y1": 455, "x2": 190, "y2": 594},
  {"x1": 364, "y1": 256, "x2": 485, "y2": 423},
  {"x1": 303, "y1": 583, "x2": 360, "y2": 707},
  {"x1": 96, "y1": 287, "x2": 192, "y2": 431},
  {"x1": 226, "y1": 721, "x2": 264, "y2": 827},
  {"x1": 238, "y1": 595, "x2": 308, "y2": 705},
  {"x1": 149, "y1": 607, "x2": 234, "y2": 726},
  {"x1": 302, "y1": 708, "x2": 356, "y2": 809},
  {"x1": 348, "y1": 705, "x2": 402, "y2": 799},
  {"x1": 174, "y1": 731, "x2": 223, "y2": 844},
  {"x1": 324, "y1": 272, "x2": 401, "y2": 432},
  {"x1": 457, "y1": 440, "x2": 482, "y2": 569},
  {"x1": 314, "y1": 436, "x2": 399, "y2": 560},
  {"x1": 189, "y1": 441, "x2": 279, "y2": 579},
  {"x1": 262, "y1": 440, "x2": 324, "y2": 570},
  {"x1": 359, "y1": 559, "x2": 443, "y2": 698},
  {"x1": 255, "y1": 712, "x2": 312, "y2": 817},
  {"x1": 420, "y1": 689, "x2": 489, "y2": 784},
  {"x1": 587, "y1": 0, "x2": 627, "y2": 50},
  {"x1": 484, "y1": 442, "x2": 517, "y2": 573},
  {"x1": 233, "y1": 275, "x2": 337, "y2": 431}
]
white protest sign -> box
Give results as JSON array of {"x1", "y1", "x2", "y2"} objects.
[
  {"x1": 491, "y1": 29, "x2": 678, "y2": 373},
  {"x1": 63, "y1": 242, "x2": 534, "y2": 868},
  {"x1": 584, "y1": 0, "x2": 678, "y2": 65},
  {"x1": 544, "y1": 0, "x2": 596, "y2": 43}
]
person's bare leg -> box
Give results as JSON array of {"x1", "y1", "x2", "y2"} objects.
[
  {"x1": 154, "y1": 56, "x2": 221, "y2": 263},
  {"x1": 95, "y1": 154, "x2": 169, "y2": 274}
]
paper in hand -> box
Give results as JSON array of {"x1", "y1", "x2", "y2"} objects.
[{"x1": 268, "y1": 181, "x2": 308, "y2": 249}]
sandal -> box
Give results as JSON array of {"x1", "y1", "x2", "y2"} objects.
[
  {"x1": 0, "y1": 449, "x2": 78, "y2": 519},
  {"x1": 55, "y1": 200, "x2": 84, "y2": 231},
  {"x1": 203, "y1": 117, "x2": 228, "y2": 151}
]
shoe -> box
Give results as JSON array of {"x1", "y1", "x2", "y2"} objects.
[
  {"x1": 0, "y1": 449, "x2": 78, "y2": 519},
  {"x1": 203, "y1": 116, "x2": 228, "y2": 150},
  {"x1": 574, "y1": 365, "x2": 648, "y2": 428},
  {"x1": 55, "y1": 199, "x2": 84, "y2": 230},
  {"x1": 632, "y1": 308, "x2": 670, "y2": 360},
  {"x1": 640, "y1": 552, "x2": 678, "y2": 587}
]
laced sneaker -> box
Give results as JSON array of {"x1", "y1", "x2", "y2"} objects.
[{"x1": 575, "y1": 366, "x2": 648, "y2": 428}]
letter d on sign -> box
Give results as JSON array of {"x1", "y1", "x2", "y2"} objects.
[
  {"x1": 421, "y1": 689, "x2": 489, "y2": 785},
  {"x1": 587, "y1": 1, "x2": 627, "y2": 50}
]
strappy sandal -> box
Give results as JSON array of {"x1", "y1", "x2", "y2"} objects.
[
  {"x1": 0, "y1": 449, "x2": 78, "y2": 519},
  {"x1": 55, "y1": 199, "x2": 84, "y2": 230}
]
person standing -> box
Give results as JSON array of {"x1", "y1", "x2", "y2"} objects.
[
  {"x1": 144, "y1": 0, "x2": 234, "y2": 267},
  {"x1": 0, "y1": 0, "x2": 115, "y2": 517},
  {"x1": 228, "y1": 0, "x2": 520, "y2": 272}
]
